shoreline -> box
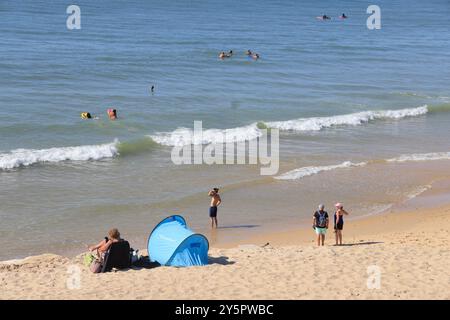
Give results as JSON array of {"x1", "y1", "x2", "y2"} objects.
[
  {"x1": 1, "y1": 179, "x2": 449, "y2": 299},
  {"x1": 2, "y1": 158, "x2": 450, "y2": 262},
  {"x1": 212, "y1": 177, "x2": 447, "y2": 249},
  {"x1": 1, "y1": 176, "x2": 449, "y2": 262}
]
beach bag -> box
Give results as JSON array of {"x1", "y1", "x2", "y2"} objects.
[
  {"x1": 87, "y1": 250, "x2": 104, "y2": 273},
  {"x1": 90, "y1": 259, "x2": 103, "y2": 273},
  {"x1": 84, "y1": 253, "x2": 96, "y2": 267},
  {"x1": 130, "y1": 249, "x2": 140, "y2": 264}
]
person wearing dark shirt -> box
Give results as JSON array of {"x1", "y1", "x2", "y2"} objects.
[{"x1": 313, "y1": 204, "x2": 329, "y2": 246}]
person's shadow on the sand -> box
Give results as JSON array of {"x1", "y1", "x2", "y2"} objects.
[
  {"x1": 337, "y1": 241, "x2": 383, "y2": 246},
  {"x1": 217, "y1": 224, "x2": 260, "y2": 229},
  {"x1": 208, "y1": 255, "x2": 235, "y2": 265},
  {"x1": 126, "y1": 256, "x2": 234, "y2": 269}
]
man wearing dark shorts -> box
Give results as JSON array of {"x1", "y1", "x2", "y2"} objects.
[{"x1": 208, "y1": 188, "x2": 221, "y2": 229}]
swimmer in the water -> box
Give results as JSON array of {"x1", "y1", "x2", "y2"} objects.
[
  {"x1": 341, "y1": 13, "x2": 347, "y2": 19},
  {"x1": 219, "y1": 51, "x2": 233, "y2": 59},
  {"x1": 81, "y1": 112, "x2": 92, "y2": 120},
  {"x1": 246, "y1": 49, "x2": 252, "y2": 56},
  {"x1": 252, "y1": 53, "x2": 260, "y2": 60},
  {"x1": 150, "y1": 85, "x2": 154, "y2": 93},
  {"x1": 322, "y1": 14, "x2": 331, "y2": 20},
  {"x1": 81, "y1": 112, "x2": 99, "y2": 120},
  {"x1": 107, "y1": 108, "x2": 117, "y2": 120}
]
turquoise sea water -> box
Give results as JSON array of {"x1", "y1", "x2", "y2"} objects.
[{"x1": 1, "y1": 0, "x2": 450, "y2": 260}]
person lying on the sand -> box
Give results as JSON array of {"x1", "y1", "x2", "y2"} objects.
[{"x1": 88, "y1": 228, "x2": 122, "y2": 258}]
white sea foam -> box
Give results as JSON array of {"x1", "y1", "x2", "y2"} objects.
[
  {"x1": 149, "y1": 106, "x2": 428, "y2": 146},
  {"x1": 0, "y1": 140, "x2": 119, "y2": 170},
  {"x1": 148, "y1": 124, "x2": 262, "y2": 147},
  {"x1": 266, "y1": 106, "x2": 428, "y2": 131},
  {"x1": 275, "y1": 149, "x2": 450, "y2": 181},
  {"x1": 274, "y1": 161, "x2": 367, "y2": 180},
  {"x1": 406, "y1": 185, "x2": 432, "y2": 200},
  {"x1": 387, "y1": 152, "x2": 450, "y2": 163}
]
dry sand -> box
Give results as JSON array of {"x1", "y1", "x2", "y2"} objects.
[{"x1": 1, "y1": 200, "x2": 449, "y2": 300}]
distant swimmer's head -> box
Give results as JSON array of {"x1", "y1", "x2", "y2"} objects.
[
  {"x1": 318, "y1": 204, "x2": 325, "y2": 211},
  {"x1": 246, "y1": 50, "x2": 252, "y2": 55},
  {"x1": 107, "y1": 108, "x2": 117, "y2": 120},
  {"x1": 335, "y1": 202, "x2": 343, "y2": 209}
]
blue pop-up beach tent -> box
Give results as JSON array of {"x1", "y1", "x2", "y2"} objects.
[{"x1": 147, "y1": 215, "x2": 209, "y2": 267}]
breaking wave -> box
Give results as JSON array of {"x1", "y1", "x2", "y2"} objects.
[
  {"x1": 0, "y1": 141, "x2": 119, "y2": 170},
  {"x1": 276, "y1": 150, "x2": 450, "y2": 181},
  {"x1": 149, "y1": 106, "x2": 428, "y2": 146},
  {"x1": 275, "y1": 161, "x2": 367, "y2": 180},
  {"x1": 265, "y1": 105, "x2": 428, "y2": 131},
  {"x1": 387, "y1": 152, "x2": 450, "y2": 163},
  {"x1": 148, "y1": 124, "x2": 263, "y2": 147}
]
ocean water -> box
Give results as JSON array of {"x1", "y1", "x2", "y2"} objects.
[{"x1": 1, "y1": 0, "x2": 450, "y2": 260}]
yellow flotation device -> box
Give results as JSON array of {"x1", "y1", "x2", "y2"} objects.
[{"x1": 81, "y1": 112, "x2": 92, "y2": 119}]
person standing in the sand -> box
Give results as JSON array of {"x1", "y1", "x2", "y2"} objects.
[
  {"x1": 208, "y1": 188, "x2": 222, "y2": 229},
  {"x1": 313, "y1": 204, "x2": 329, "y2": 246},
  {"x1": 334, "y1": 202, "x2": 349, "y2": 245}
]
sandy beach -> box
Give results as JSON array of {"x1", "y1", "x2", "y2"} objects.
[
  {"x1": 1, "y1": 186, "x2": 449, "y2": 300},
  {"x1": 2, "y1": 0, "x2": 450, "y2": 304}
]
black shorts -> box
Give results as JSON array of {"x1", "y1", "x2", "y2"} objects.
[
  {"x1": 334, "y1": 222, "x2": 344, "y2": 230},
  {"x1": 209, "y1": 206, "x2": 217, "y2": 218}
]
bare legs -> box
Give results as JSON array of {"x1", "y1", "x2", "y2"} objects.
[
  {"x1": 317, "y1": 233, "x2": 325, "y2": 246},
  {"x1": 335, "y1": 230, "x2": 343, "y2": 245},
  {"x1": 210, "y1": 217, "x2": 218, "y2": 229}
]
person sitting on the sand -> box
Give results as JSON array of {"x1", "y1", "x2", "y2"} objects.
[
  {"x1": 313, "y1": 204, "x2": 329, "y2": 246},
  {"x1": 88, "y1": 228, "x2": 122, "y2": 258},
  {"x1": 334, "y1": 203, "x2": 349, "y2": 245}
]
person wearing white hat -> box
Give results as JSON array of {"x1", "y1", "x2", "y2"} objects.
[
  {"x1": 334, "y1": 203, "x2": 350, "y2": 245},
  {"x1": 313, "y1": 204, "x2": 329, "y2": 246}
]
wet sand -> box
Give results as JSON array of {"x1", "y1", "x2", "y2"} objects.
[{"x1": 1, "y1": 182, "x2": 449, "y2": 300}]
